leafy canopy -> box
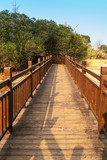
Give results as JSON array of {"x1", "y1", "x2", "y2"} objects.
[{"x1": 0, "y1": 10, "x2": 90, "y2": 70}]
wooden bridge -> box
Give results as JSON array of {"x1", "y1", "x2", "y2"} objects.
[{"x1": 0, "y1": 56, "x2": 107, "y2": 160}]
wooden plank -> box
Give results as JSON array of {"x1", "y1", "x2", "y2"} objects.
[
  {"x1": 0, "y1": 64, "x2": 107, "y2": 160},
  {"x1": 3, "y1": 97, "x2": 6, "y2": 131},
  {"x1": 0, "y1": 156, "x2": 106, "y2": 160},
  {"x1": 84, "y1": 68, "x2": 100, "y2": 80},
  {"x1": 12, "y1": 68, "x2": 30, "y2": 81},
  {"x1": 0, "y1": 79, "x2": 9, "y2": 89},
  {"x1": 0, "y1": 100, "x2": 3, "y2": 135}
]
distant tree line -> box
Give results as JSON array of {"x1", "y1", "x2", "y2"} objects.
[
  {"x1": 87, "y1": 43, "x2": 107, "y2": 59},
  {"x1": 0, "y1": 10, "x2": 91, "y2": 71}
]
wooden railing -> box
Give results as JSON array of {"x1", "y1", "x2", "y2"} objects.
[
  {"x1": 0, "y1": 56, "x2": 52, "y2": 140},
  {"x1": 65, "y1": 55, "x2": 107, "y2": 135}
]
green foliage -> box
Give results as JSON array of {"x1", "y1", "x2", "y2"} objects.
[
  {"x1": 86, "y1": 45, "x2": 107, "y2": 59},
  {"x1": 82, "y1": 35, "x2": 91, "y2": 44},
  {"x1": 0, "y1": 42, "x2": 19, "y2": 70},
  {"x1": 0, "y1": 10, "x2": 90, "y2": 70},
  {"x1": 100, "y1": 45, "x2": 107, "y2": 53},
  {"x1": 68, "y1": 34, "x2": 88, "y2": 60}
]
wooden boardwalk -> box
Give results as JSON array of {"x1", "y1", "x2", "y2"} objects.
[{"x1": 0, "y1": 64, "x2": 107, "y2": 160}]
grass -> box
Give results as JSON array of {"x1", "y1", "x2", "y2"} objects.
[
  {"x1": 85, "y1": 59, "x2": 107, "y2": 75},
  {"x1": 80, "y1": 59, "x2": 107, "y2": 85},
  {"x1": 0, "y1": 71, "x2": 28, "y2": 94}
]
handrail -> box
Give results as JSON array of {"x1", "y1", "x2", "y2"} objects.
[
  {"x1": 12, "y1": 68, "x2": 30, "y2": 81},
  {"x1": 65, "y1": 55, "x2": 107, "y2": 135},
  {"x1": 103, "y1": 79, "x2": 107, "y2": 87},
  {"x1": 84, "y1": 68, "x2": 100, "y2": 80},
  {"x1": 84, "y1": 74, "x2": 100, "y2": 89},
  {"x1": 0, "y1": 55, "x2": 52, "y2": 140},
  {"x1": 0, "y1": 79, "x2": 9, "y2": 89},
  {"x1": 12, "y1": 57, "x2": 51, "y2": 82},
  {"x1": 12, "y1": 74, "x2": 31, "y2": 90},
  {"x1": 66, "y1": 55, "x2": 100, "y2": 80},
  {"x1": 76, "y1": 63, "x2": 82, "y2": 69}
]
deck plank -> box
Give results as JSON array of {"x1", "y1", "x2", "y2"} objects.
[{"x1": 0, "y1": 64, "x2": 107, "y2": 160}]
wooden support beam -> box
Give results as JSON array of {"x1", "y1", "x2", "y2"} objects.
[
  {"x1": 71, "y1": 57, "x2": 73, "y2": 63},
  {"x1": 38, "y1": 58, "x2": 41, "y2": 64},
  {"x1": 4, "y1": 67, "x2": 13, "y2": 134},
  {"x1": 74, "y1": 58, "x2": 78, "y2": 84},
  {"x1": 81, "y1": 61, "x2": 86, "y2": 98},
  {"x1": 28, "y1": 61, "x2": 33, "y2": 98}
]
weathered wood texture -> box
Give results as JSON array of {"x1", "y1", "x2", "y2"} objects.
[
  {"x1": 0, "y1": 64, "x2": 107, "y2": 160},
  {"x1": 65, "y1": 56, "x2": 107, "y2": 134},
  {"x1": 0, "y1": 56, "x2": 52, "y2": 140}
]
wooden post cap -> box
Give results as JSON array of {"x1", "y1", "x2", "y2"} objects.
[
  {"x1": 28, "y1": 61, "x2": 32, "y2": 68},
  {"x1": 38, "y1": 58, "x2": 41, "y2": 63}
]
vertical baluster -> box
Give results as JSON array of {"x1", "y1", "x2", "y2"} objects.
[
  {"x1": 38, "y1": 58, "x2": 41, "y2": 83},
  {"x1": 13, "y1": 90, "x2": 15, "y2": 117},
  {"x1": 17, "y1": 87, "x2": 19, "y2": 112},
  {"x1": 28, "y1": 61, "x2": 32, "y2": 97},
  {"x1": 81, "y1": 61, "x2": 86, "y2": 98},
  {"x1": 14, "y1": 88, "x2": 17, "y2": 115},
  {"x1": 6, "y1": 94, "x2": 9, "y2": 127},
  {"x1": 19, "y1": 86, "x2": 20, "y2": 110},
  {"x1": 0, "y1": 100, "x2": 3, "y2": 135},
  {"x1": 20, "y1": 85, "x2": 22, "y2": 107},
  {"x1": 74, "y1": 58, "x2": 77, "y2": 83},
  {"x1": 3, "y1": 97, "x2": 6, "y2": 131}
]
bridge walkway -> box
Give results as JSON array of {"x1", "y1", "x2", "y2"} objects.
[{"x1": 0, "y1": 64, "x2": 107, "y2": 160}]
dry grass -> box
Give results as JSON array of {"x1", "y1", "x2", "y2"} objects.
[
  {"x1": 86, "y1": 59, "x2": 107, "y2": 74},
  {"x1": 83, "y1": 59, "x2": 107, "y2": 85},
  {"x1": 0, "y1": 72, "x2": 28, "y2": 94},
  {"x1": 0, "y1": 72, "x2": 20, "y2": 82}
]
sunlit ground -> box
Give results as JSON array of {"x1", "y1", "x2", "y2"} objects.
[
  {"x1": 79, "y1": 59, "x2": 107, "y2": 85},
  {"x1": 86, "y1": 59, "x2": 107, "y2": 74}
]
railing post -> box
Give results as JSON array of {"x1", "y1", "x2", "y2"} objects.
[
  {"x1": 38, "y1": 58, "x2": 41, "y2": 64},
  {"x1": 74, "y1": 58, "x2": 78, "y2": 83},
  {"x1": 98, "y1": 67, "x2": 107, "y2": 133},
  {"x1": 81, "y1": 61, "x2": 86, "y2": 98},
  {"x1": 43, "y1": 57, "x2": 46, "y2": 76},
  {"x1": 71, "y1": 57, "x2": 73, "y2": 64},
  {"x1": 70, "y1": 57, "x2": 73, "y2": 76},
  {"x1": 38, "y1": 58, "x2": 41, "y2": 83},
  {"x1": 38, "y1": 58, "x2": 41, "y2": 69},
  {"x1": 43, "y1": 57, "x2": 45, "y2": 62},
  {"x1": 75, "y1": 58, "x2": 77, "y2": 66},
  {"x1": 28, "y1": 61, "x2": 33, "y2": 98},
  {"x1": 4, "y1": 67, "x2": 13, "y2": 134}
]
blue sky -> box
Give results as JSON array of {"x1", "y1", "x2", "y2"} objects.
[{"x1": 0, "y1": 0, "x2": 107, "y2": 47}]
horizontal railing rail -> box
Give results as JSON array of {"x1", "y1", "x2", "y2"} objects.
[
  {"x1": 84, "y1": 68, "x2": 100, "y2": 80},
  {"x1": 0, "y1": 56, "x2": 52, "y2": 140},
  {"x1": 0, "y1": 80, "x2": 9, "y2": 89},
  {"x1": 65, "y1": 55, "x2": 107, "y2": 135}
]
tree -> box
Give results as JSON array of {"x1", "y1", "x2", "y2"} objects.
[
  {"x1": 68, "y1": 34, "x2": 88, "y2": 60},
  {"x1": 96, "y1": 40, "x2": 102, "y2": 49},
  {"x1": 100, "y1": 45, "x2": 107, "y2": 53},
  {"x1": 82, "y1": 35, "x2": 91, "y2": 44},
  {"x1": 0, "y1": 42, "x2": 19, "y2": 70},
  {"x1": 0, "y1": 9, "x2": 89, "y2": 70}
]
